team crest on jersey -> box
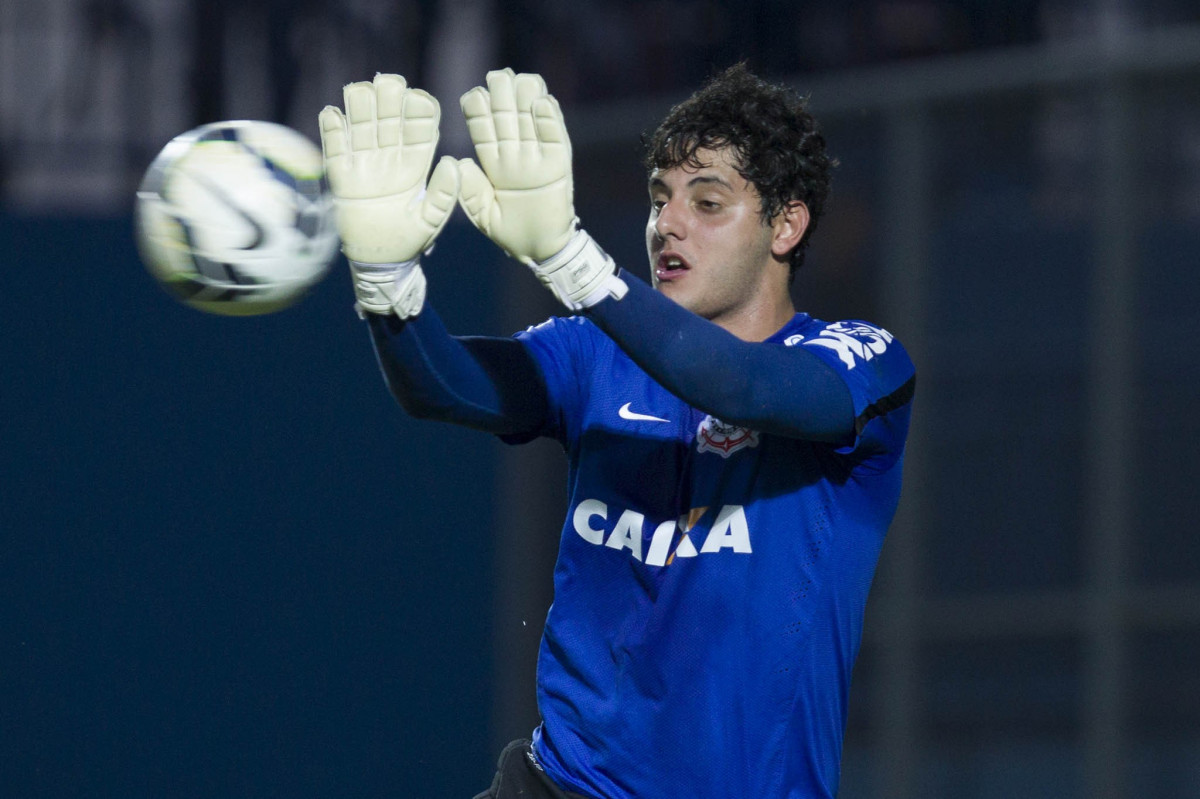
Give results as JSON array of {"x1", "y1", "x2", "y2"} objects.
[{"x1": 696, "y1": 415, "x2": 760, "y2": 457}]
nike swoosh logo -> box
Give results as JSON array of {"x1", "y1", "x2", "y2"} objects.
[{"x1": 619, "y1": 402, "x2": 669, "y2": 423}]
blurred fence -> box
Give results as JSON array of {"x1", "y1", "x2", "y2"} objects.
[{"x1": 825, "y1": 30, "x2": 1200, "y2": 799}]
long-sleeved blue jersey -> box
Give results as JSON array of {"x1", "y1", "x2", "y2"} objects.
[{"x1": 369, "y1": 271, "x2": 914, "y2": 798}]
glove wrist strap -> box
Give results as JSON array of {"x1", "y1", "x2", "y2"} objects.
[
  {"x1": 349, "y1": 259, "x2": 427, "y2": 320},
  {"x1": 533, "y1": 230, "x2": 627, "y2": 311}
]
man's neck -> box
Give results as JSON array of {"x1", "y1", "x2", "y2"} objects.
[{"x1": 713, "y1": 295, "x2": 797, "y2": 342}]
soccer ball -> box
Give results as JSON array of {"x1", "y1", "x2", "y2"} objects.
[{"x1": 135, "y1": 120, "x2": 340, "y2": 315}]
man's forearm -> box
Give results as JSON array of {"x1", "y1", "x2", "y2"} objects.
[
  {"x1": 367, "y1": 307, "x2": 548, "y2": 436},
  {"x1": 585, "y1": 271, "x2": 855, "y2": 443}
]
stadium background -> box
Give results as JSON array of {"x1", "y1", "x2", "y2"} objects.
[{"x1": 2, "y1": 0, "x2": 1199, "y2": 796}]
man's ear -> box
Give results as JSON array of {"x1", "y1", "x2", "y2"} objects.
[{"x1": 771, "y1": 201, "x2": 810, "y2": 258}]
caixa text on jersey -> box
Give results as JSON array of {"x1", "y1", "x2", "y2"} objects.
[{"x1": 572, "y1": 499, "x2": 751, "y2": 568}]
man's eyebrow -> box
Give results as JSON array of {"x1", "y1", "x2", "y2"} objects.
[
  {"x1": 688, "y1": 175, "x2": 734, "y2": 190},
  {"x1": 647, "y1": 174, "x2": 734, "y2": 191}
]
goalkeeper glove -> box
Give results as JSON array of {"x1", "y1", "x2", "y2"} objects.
[
  {"x1": 457, "y1": 69, "x2": 626, "y2": 311},
  {"x1": 319, "y1": 73, "x2": 459, "y2": 318}
]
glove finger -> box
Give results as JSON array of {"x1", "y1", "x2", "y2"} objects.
[
  {"x1": 420, "y1": 155, "x2": 461, "y2": 237},
  {"x1": 373, "y1": 73, "x2": 407, "y2": 112},
  {"x1": 461, "y1": 86, "x2": 497, "y2": 147},
  {"x1": 532, "y1": 95, "x2": 568, "y2": 146},
  {"x1": 486, "y1": 68, "x2": 519, "y2": 143},
  {"x1": 514, "y1": 73, "x2": 548, "y2": 143},
  {"x1": 484, "y1": 67, "x2": 518, "y2": 106},
  {"x1": 343, "y1": 80, "x2": 378, "y2": 151},
  {"x1": 318, "y1": 105, "x2": 349, "y2": 160},
  {"x1": 373, "y1": 73, "x2": 408, "y2": 147},
  {"x1": 401, "y1": 88, "x2": 441, "y2": 148},
  {"x1": 457, "y1": 157, "x2": 496, "y2": 231},
  {"x1": 513, "y1": 74, "x2": 548, "y2": 112}
]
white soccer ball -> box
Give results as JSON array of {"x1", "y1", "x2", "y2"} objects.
[{"x1": 135, "y1": 120, "x2": 340, "y2": 315}]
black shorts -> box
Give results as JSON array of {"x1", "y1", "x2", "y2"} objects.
[{"x1": 474, "y1": 739, "x2": 593, "y2": 799}]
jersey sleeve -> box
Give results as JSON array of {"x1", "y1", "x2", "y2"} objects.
[
  {"x1": 583, "y1": 270, "x2": 912, "y2": 459},
  {"x1": 502, "y1": 315, "x2": 599, "y2": 445},
  {"x1": 796, "y1": 320, "x2": 916, "y2": 468},
  {"x1": 366, "y1": 307, "x2": 549, "y2": 437},
  {"x1": 583, "y1": 271, "x2": 857, "y2": 443}
]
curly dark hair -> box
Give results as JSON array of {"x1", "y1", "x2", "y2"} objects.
[{"x1": 643, "y1": 63, "x2": 836, "y2": 276}]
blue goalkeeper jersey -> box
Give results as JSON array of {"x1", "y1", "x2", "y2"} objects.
[{"x1": 510, "y1": 310, "x2": 915, "y2": 799}]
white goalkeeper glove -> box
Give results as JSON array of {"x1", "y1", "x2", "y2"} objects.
[
  {"x1": 319, "y1": 73, "x2": 459, "y2": 318},
  {"x1": 457, "y1": 69, "x2": 627, "y2": 311}
]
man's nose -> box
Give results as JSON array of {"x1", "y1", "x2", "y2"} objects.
[{"x1": 654, "y1": 201, "x2": 683, "y2": 240}]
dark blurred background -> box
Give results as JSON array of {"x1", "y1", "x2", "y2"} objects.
[{"x1": 2, "y1": 1, "x2": 1199, "y2": 797}]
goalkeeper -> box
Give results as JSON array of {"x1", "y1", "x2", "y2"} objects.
[{"x1": 320, "y1": 65, "x2": 915, "y2": 799}]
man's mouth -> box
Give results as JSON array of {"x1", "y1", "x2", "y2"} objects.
[{"x1": 655, "y1": 253, "x2": 690, "y2": 282}]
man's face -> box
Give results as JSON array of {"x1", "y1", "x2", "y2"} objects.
[{"x1": 645, "y1": 147, "x2": 786, "y2": 328}]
